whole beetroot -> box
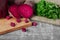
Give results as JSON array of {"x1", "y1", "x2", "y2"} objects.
[
  {"x1": 18, "y1": 4, "x2": 33, "y2": 18},
  {"x1": 8, "y1": 5, "x2": 21, "y2": 19}
]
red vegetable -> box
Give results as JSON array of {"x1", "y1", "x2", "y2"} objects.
[
  {"x1": 18, "y1": 4, "x2": 33, "y2": 18},
  {"x1": 8, "y1": 5, "x2": 21, "y2": 19},
  {"x1": 25, "y1": 18, "x2": 29, "y2": 23},
  {"x1": 32, "y1": 22, "x2": 37, "y2": 26},
  {"x1": 6, "y1": 16, "x2": 11, "y2": 20},
  {"x1": 16, "y1": 19, "x2": 21, "y2": 23},
  {"x1": 21, "y1": 28, "x2": 27, "y2": 32},
  {"x1": 10, "y1": 22, "x2": 16, "y2": 27}
]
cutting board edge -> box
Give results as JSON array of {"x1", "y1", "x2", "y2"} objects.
[
  {"x1": 31, "y1": 16, "x2": 60, "y2": 26},
  {"x1": 0, "y1": 22, "x2": 32, "y2": 35}
]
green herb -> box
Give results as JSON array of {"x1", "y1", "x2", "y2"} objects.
[{"x1": 35, "y1": 0, "x2": 60, "y2": 19}]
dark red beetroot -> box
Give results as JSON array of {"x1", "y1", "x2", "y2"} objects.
[
  {"x1": 16, "y1": 19, "x2": 21, "y2": 23},
  {"x1": 18, "y1": 4, "x2": 33, "y2": 18},
  {"x1": 10, "y1": 22, "x2": 16, "y2": 27},
  {"x1": 32, "y1": 22, "x2": 37, "y2": 26},
  {"x1": 8, "y1": 5, "x2": 21, "y2": 19},
  {"x1": 0, "y1": 0, "x2": 8, "y2": 18},
  {"x1": 25, "y1": 18, "x2": 29, "y2": 23},
  {"x1": 21, "y1": 28, "x2": 27, "y2": 32}
]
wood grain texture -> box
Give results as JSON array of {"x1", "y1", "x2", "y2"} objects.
[
  {"x1": 31, "y1": 16, "x2": 60, "y2": 26},
  {"x1": 0, "y1": 18, "x2": 32, "y2": 35}
]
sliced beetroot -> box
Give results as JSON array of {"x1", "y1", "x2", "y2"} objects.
[
  {"x1": 16, "y1": 19, "x2": 21, "y2": 23},
  {"x1": 18, "y1": 4, "x2": 33, "y2": 18},
  {"x1": 25, "y1": 20, "x2": 29, "y2": 23},
  {"x1": 10, "y1": 22, "x2": 16, "y2": 27},
  {"x1": 6, "y1": 16, "x2": 11, "y2": 20},
  {"x1": 21, "y1": 28, "x2": 27, "y2": 32},
  {"x1": 9, "y1": 5, "x2": 21, "y2": 19},
  {"x1": 25, "y1": 18, "x2": 29, "y2": 23},
  {"x1": 0, "y1": 10, "x2": 2, "y2": 18},
  {"x1": 32, "y1": 22, "x2": 37, "y2": 26}
]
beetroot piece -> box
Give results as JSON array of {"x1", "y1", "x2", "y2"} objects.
[
  {"x1": 18, "y1": 4, "x2": 33, "y2": 18},
  {"x1": 10, "y1": 22, "x2": 16, "y2": 27},
  {"x1": 0, "y1": 0, "x2": 8, "y2": 18},
  {"x1": 32, "y1": 22, "x2": 37, "y2": 26},
  {"x1": 25, "y1": 18, "x2": 29, "y2": 23},
  {"x1": 6, "y1": 16, "x2": 11, "y2": 20},
  {"x1": 21, "y1": 28, "x2": 27, "y2": 32},
  {"x1": 16, "y1": 19, "x2": 21, "y2": 23},
  {"x1": 8, "y1": 0, "x2": 25, "y2": 6},
  {"x1": 8, "y1": 5, "x2": 21, "y2": 19}
]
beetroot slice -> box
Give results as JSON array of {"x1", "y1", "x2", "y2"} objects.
[
  {"x1": 25, "y1": 18, "x2": 29, "y2": 23},
  {"x1": 32, "y1": 22, "x2": 37, "y2": 26},
  {"x1": 9, "y1": 5, "x2": 20, "y2": 19},
  {"x1": 16, "y1": 19, "x2": 21, "y2": 23},
  {"x1": 21, "y1": 28, "x2": 27, "y2": 32},
  {"x1": 10, "y1": 22, "x2": 16, "y2": 27},
  {"x1": 6, "y1": 16, "x2": 11, "y2": 20}
]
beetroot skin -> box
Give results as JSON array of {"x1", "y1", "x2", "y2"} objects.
[
  {"x1": 32, "y1": 22, "x2": 37, "y2": 26},
  {"x1": 21, "y1": 28, "x2": 27, "y2": 32},
  {"x1": 9, "y1": 5, "x2": 21, "y2": 19},
  {"x1": 18, "y1": 4, "x2": 33, "y2": 18}
]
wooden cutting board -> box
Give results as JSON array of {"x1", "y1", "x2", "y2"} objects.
[
  {"x1": 0, "y1": 18, "x2": 32, "y2": 35},
  {"x1": 31, "y1": 16, "x2": 60, "y2": 26}
]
